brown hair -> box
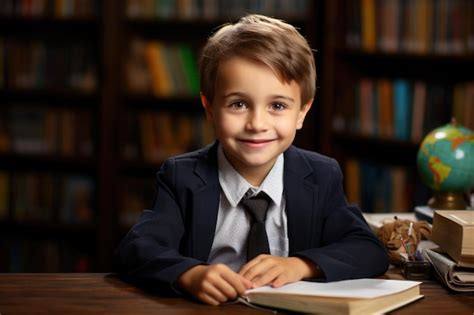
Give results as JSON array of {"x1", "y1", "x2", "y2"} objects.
[{"x1": 199, "y1": 14, "x2": 316, "y2": 105}]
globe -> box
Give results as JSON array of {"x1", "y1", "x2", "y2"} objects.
[{"x1": 417, "y1": 120, "x2": 474, "y2": 209}]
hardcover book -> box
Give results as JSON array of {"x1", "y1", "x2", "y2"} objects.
[
  {"x1": 240, "y1": 279, "x2": 422, "y2": 315},
  {"x1": 432, "y1": 210, "x2": 474, "y2": 268}
]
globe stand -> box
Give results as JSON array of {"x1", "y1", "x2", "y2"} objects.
[{"x1": 427, "y1": 191, "x2": 468, "y2": 210}]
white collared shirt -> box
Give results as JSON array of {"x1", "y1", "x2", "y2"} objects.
[{"x1": 208, "y1": 145, "x2": 288, "y2": 272}]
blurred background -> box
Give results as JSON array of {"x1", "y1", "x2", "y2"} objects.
[{"x1": 0, "y1": 0, "x2": 472, "y2": 272}]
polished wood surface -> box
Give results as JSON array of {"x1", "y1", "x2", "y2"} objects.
[{"x1": 0, "y1": 273, "x2": 473, "y2": 314}]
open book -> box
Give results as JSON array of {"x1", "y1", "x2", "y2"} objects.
[{"x1": 239, "y1": 279, "x2": 423, "y2": 315}]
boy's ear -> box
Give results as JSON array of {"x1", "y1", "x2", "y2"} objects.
[
  {"x1": 201, "y1": 94, "x2": 213, "y2": 121},
  {"x1": 296, "y1": 99, "x2": 313, "y2": 130}
]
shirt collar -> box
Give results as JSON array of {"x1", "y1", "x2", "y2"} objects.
[{"x1": 217, "y1": 144, "x2": 284, "y2": 208}]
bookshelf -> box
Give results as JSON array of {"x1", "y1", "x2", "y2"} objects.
[
  {"x1": 318, "y1": 0, "x2": 474, "y2": 214},
  {"x1": 0, "y1": 0, "x2": 102, "y2": 272}
]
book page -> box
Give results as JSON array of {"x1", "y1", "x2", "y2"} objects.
[{"x1": 246, "y1": 279, "x2": 420, "y2": 299}]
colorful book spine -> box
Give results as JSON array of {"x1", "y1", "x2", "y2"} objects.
[
  {"x1": 393, "y1": 79, "x2": 412, "y2": 140},
  {"x1": 361, "y1": 0, "x2": 377, "y2": 52},
  {"x1": 410, "y1": 81, "x2": 427, "y2": 142},
  {"x1": 179, "y1": 45, "x2": 200, "y2": 96},
  {"x1": 0, "y1": 171, "x2": 9, "y2": 220},
  {"x1": 0, "y1": 37, "x2": 3, "y2": 88},
  {"x1": 378, "y1": 79, "x2": 394, "y2": 138}
]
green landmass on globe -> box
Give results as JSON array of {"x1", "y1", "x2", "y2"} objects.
[{"x1": 417, "y1": 121, "x2": 474, "y2": 193}]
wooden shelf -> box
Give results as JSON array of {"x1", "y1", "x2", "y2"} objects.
[
  {"x1": 0, "y1": 220, "x2": 97, "y2": 239},
  {"x1": 120, "y1": 160, "x2": 163, "y2": 175},
  {"x1": 0, "y1": 88, "x2": 99, "y2": 105},
  {"x1": 0, "y1": 16, "x2": 99, "y2": 36},
  {"x1": 123, "y1": 94, "x2": 201, "y2": 111},
  {"x1": 335, "y1": 50, "x2": 474, "y2": 81},
  {"x1": 337, "y1": 49, "x2": 474, "y2": 62},
  {"x1": 0, "y1": 153, "x2": 97, "y2": 173},
  {"x1": 332, "y1": 132, "x2": 420, "y2": 166}
]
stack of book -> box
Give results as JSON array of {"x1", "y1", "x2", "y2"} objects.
[{"x1": 426, "y1": 210, "x2": 474, "y2": 292}]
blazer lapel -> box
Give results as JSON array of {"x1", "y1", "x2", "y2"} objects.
[
  {"x1": 284, "y1": 146, "x2": 319, "y2": 254},
  {"x1": 191, "y1": 143, "x2": 220, "y2": 262}
]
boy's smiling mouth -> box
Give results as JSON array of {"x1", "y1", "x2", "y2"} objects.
[{"x1": 238, "y1": 138, "x2": 276, "y2": 148}]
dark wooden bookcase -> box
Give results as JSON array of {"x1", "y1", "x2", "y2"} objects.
[
  {"x1": 317, "y1": 0, "x2": 474, "y2": 213},
  {"x1": 0, "y1": 0, "x2": 103, "y2": 271}
]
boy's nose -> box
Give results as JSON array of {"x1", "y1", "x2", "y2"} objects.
[{"x1": 246, "y1": 109, "x2": 268, "y2": 131}]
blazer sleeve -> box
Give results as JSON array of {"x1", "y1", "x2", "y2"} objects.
[
  {"x1": 292, "y1": 159, "x2": 389, "y2": 281},
  {"x1": 113, "y1": 158, "x2": 205, "y2": 290}
]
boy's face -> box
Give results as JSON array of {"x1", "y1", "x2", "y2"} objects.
[{"x1": 202, "y1": 56, "x2": 312, "y2": 184}]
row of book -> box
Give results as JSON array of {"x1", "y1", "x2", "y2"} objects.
[
  {"x1": 344, "y1": 158, "x2": 430, "y2": 213},
  {"x1": 0, "y1": 107, "x2": 95, "y2": 158},
  {"x1": 333, "y1": 79, "x2": 474, "y2": 142},
  {"x1": 0, "y1": 0, "x2": 98, "y2": 18},
  {"x1": 0, "y1": 38, "x2": 97, "y2": 91},
  {"x1": 0, "y1": 238, "x2": 91, "y2": 272},
  {"x1": 126, "y1": 38, "x2": 199, "y2": 97},
  {"x1": 0, "y1": 171, "x2": 94, "y2": 224},
  {"x1": 122, "y1": 110, "x2": 215, "y2": 163},
  {"x1": 125, "y1": 0, "x2": 309, "y2": 20},
  {"x1": 346, "y1": 0, "x2": 474, "y2": 54}
]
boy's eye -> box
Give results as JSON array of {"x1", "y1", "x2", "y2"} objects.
[
  {"x1": 229, "y1": 101, "x2": 248, "y2": 110},
  {"x1": 271, "y1": 102, "x2": 287, "y2": 111}
]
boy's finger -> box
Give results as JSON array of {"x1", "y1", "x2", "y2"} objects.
[
  {"x1": 212, "y1": 277, "x2": 239, "y2": 300},
  {"x1": 239, "y1": 254, "x2": 269, "y2": 275},
  {"x1": 199, "y1": 292, "x2": 221, "y2": 306},
  {"x1": 240, "y1": 257, "x2": 272, "y2": 281},
  {"x1": 240, "y1": 275, "x2": 254, "y2": 289},
  {"x1": 238, "y1": 260, "x2": 257, "y2": 276},
  {"x1": 220, "y1": 270, "x2": 249, "y2": 296},
  {"x1": 252, "y1": 266, "x2": 280, "y2": 287},
  {"x1": 271, "y1": 274, "x2": 288, "y2": 288}
]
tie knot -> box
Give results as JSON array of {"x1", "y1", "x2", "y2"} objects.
[{"x1": 241, "y1": 191, "x2": 270, "y2": 222}]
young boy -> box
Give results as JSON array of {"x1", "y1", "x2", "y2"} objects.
[{"x1": 115, "y1": 14, "x2": 389, "y2": 306}]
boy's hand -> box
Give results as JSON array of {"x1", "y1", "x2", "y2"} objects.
[
  {"x1": 239, "y1": 255, "x2": 320, "y2": 288},
  {"x1": 177, "y1": 264, "x2": 253, "y2": 306}
]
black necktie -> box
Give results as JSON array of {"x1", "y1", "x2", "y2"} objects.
[{"x1": 241, "y1": 191, "x2": 271, "y2": 261}]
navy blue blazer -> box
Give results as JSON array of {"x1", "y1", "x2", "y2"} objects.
[{"x1": 114, "y1": 142, "x2": 389, "y2": 289}]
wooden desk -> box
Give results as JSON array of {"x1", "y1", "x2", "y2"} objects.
[{"x1": 0, "y1": 273, "x2": 473, "y2": 314}]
